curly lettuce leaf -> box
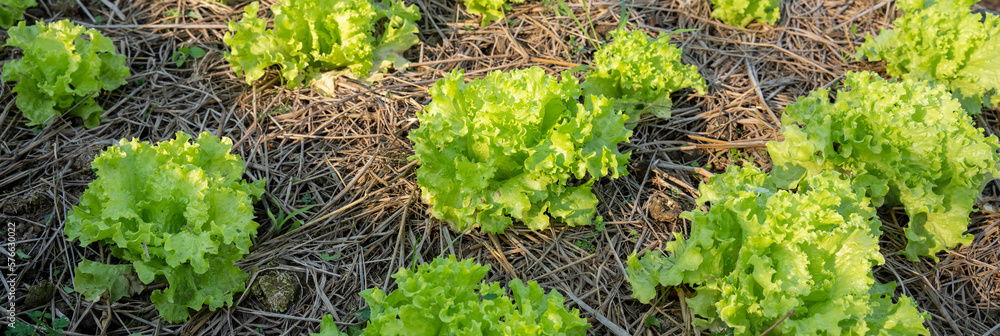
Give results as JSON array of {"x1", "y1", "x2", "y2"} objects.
[
  {"x1": 360, "y1": 256, "x2": 590, "y2": 335},
  {"x1": 0, "y1": 0, "x2": 35, "y2": 29},
  {"x1": 895, "y1": 0, "x2": 976, "y2": 12},
  {"x1": 1, "y1": 20, "x2": 129, "y2": 128},
  {"x1": 409, "y1": 67, "x2": 631, "y2": 232},
  {"x1": 709, "y1": 0, "x2": 780, "y2": 27},
  {"x1": 223, "y1": 0, "x2": 420, "y2": 88},
  {"x1": 767, "y1": 72, "x2": 1000, "y2": 261},
  {"x1": 462, "y1": 0, "x2": 525, "y2": 26},
  {"x1": 66, "y1": 132, "x2": 264, "y2": 323},
  {"x1": 626, "y1": 166, "x2": 929, "y2": 335},
  {"x1": 855, "y1": 0, "x2": 1000, "y2": 113},
  {"x1": 583, "y1": 29, "x2": 706, "y2": 122},
  {"x1": 73, "y1": 259, "x2": 144, "y2": 302}
]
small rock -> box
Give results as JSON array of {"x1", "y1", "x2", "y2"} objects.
[
  {"x1": 251, "y1": 270, "x2": 299, "y2": 313},
  {"x1": 25, "y1": 281, "x2": 55, "y2": 309},
  {"x1": 648, "y1": 194, "x2": 682, "y2": 222}
]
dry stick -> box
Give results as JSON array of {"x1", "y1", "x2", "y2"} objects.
[
  {"x1": 984, "y1": 322, "x2": 1000, "y2": 336},
  {"x1": 627, "y1": 152, "x2": 657, "y2": 221},
  {"x1": 682, "y1": 141, "x2": 769, "y2": 150},
  {"x1": 824, "y1": 0, "x2": 890, "y2": 34},
  {"x1": 564, "y1": 292, "x2": 630, "y2": 336},
  {"x1": 97, "y1": 0, "x2": 127, "y2": 21},
  {"x1": 528, "y1": 253, "x2": 596, "y2": 281},
  {"x1": 656, "y1": 162, "x2": 714, "y2": 178},
  {"x1": 744, "y1": 58, "x2": 780, "y2": 130},
  {"x1": 501, "y1": 18, "x2": 530, "y2": 60},
  {"x1": 529, "y1": 57, "x2": 582, "y2": 68},
  {"x1": 758, "y1": 309, "x2": 795, "y2": 336},
  {"x1": 74, "y1": 22, "x2": 230, "y2": 29},
  {"x1": 307, "y1": 79, "x2": 439, "y2": 112},
  {"x1": 408, "y1": 54, "x2": 512, "y2": 67}
]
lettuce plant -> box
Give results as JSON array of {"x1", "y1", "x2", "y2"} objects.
[
  {"x1": 855, "y1": 0, "x2": 1000, "y2": 113},
  {"x1": 626, "y1": 166, "x2": 929, "y2": 335},
  {"x1": 709, "y1": 0, "x2": 780, "y2": 27},
  {"x1": 66, "y1": 132, "x2": 264, "y2": 323},
  {"x1": 1, "y1": 20, "x2": 130, "y2": 128},
  {"x1": 223, "y1": 0, "x2": 420, "y2": 88},
  {"x1": 360, "y1": 256, "x2": 591, "y2": 335},
  {"x1": 409, "y1": 67, "x2": 631, "y2": 232},
  {"x1": 767, "y1": 72, "x2": 1000, "y2": 261},
  {"x1": 462, "y1": 0, "x2": 524, "y2": 26},
  {"x1": 0, "y1": 0, "x2": 35, "y2": 29},
  {"x1": 582, "y1": 29, "x2": 706, "y2": 123}
]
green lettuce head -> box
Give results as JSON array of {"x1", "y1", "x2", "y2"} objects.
[
  {"x1": 627, "y1": 166, "x2": 929, "y2": 335},
  {"x1": 1, "y1": 19, "x2": 129, "y2": 128},
  {"x1": 767, "y1": 71, "x2": 1000, "y2": 261},
  {"x1": 360, "y1": 256, "x2": 591, "y2": 335},
  {"x1": 66, "y1": 132, "x2": 264, "y2": 323},
  {"x1": 409, "y1": 67, "x2": 631, "y2": 233}
]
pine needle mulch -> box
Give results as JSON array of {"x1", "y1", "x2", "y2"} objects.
[{"x1": 1, "y1": 0, "x2": 997, "y2": 335}]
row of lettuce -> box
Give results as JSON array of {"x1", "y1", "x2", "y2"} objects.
[
  {"x1": 625, "y1": 1, "x2": 1000, "y2": 335},
  {"x1": 2, "y1": 0, "x2": 998, "y2": 335}
]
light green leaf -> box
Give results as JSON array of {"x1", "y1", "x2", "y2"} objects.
[
  {"x1": 311, "y1": 315, "x2": 348, "y2": 336},
  {"x1": 73, "y1": 259, "x2": 144, "y2": 302},
  {"x1": 709, "y1": 0, "x2": 780, "y2": 27},
  {"x1": 0, "y1": 0, "x2": 36, "y2": 29},
  {"x1": 1, "y1": 19, "x2": 129, "y2": 128},
  {"x1": 188, "y1": 46, "x2": 207, "y2": 58}
]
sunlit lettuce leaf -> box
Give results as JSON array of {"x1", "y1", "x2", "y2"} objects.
[
  {"x1": 583, "y1": 29, "x2": 706, "y2": 122},
  {"x1": 359, "y1": 256, "x2": 590, "y2": 335},
  {"x1": 855, "y1": 0, "x2": 1000, "y2": 113},
  {"x1": 767, "y1": 72, "x2": 1000, "y2": 260},
  {"x1": 626, "y1": 166, "x2": 929, "y2": 335},
  {"x1": 709, "y1": 0, "x2": 780, "y2": 27},
  {"x1": 409, "y1": 67, "x2": 631, "y2": 232},
  {"x1": 66, "y1": 132, "x2": 264, "y2": 323},
  {"x1": 0, "y1": 0, "x2": 35, "y2": 29},
  {"x1": 462, "y1": 0, "x2": 525, "y2": 26},
  {"x1": 1, "y1": 19, "x2": 129, "y2": 128},
  {"x1": 223, "y1": 0, "x2": 420, "y2": 88}
]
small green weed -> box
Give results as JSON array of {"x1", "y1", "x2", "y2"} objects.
[
  {"x1": 170, "y1": 45, "x2": 207, "y2": 67},
  {"x1": 5, "y1": 311, "x2": 69, "y2": 336}
]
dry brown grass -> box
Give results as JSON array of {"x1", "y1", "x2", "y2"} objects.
[{"x1": 1, "y1": 0, "x2": 998, "y2": 334}]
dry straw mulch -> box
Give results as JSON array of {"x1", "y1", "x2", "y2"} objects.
[{"x1": 1, "y1": 0, "x2": 998, "y2": 335}]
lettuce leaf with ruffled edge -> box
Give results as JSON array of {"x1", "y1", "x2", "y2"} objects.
[
  {"x1": 0, "y1": 0, "x2": 35, "y2": 29},
  {"x1": 709, "y1": 0, "x2": 780, "y2": 27}
]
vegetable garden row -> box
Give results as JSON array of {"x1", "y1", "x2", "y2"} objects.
[{"x1": 1, "y1": 0, "x2": 999, "y2": 334}]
